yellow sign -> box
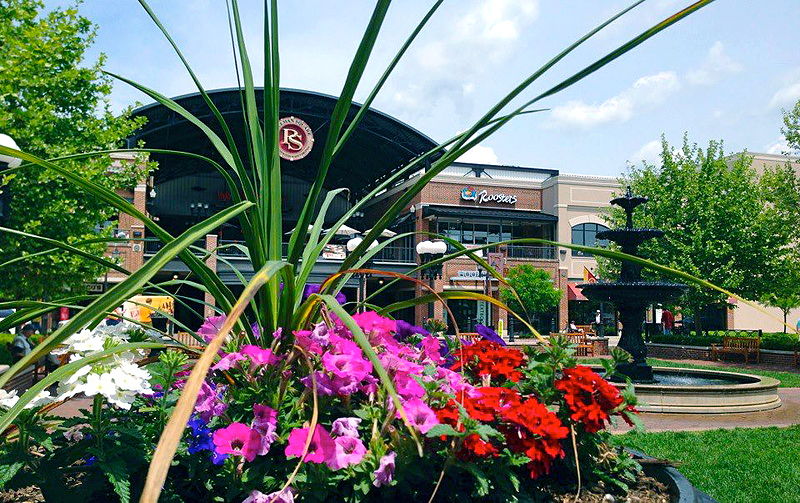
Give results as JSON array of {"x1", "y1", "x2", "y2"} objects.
[{"x1": 124, "y1": 295, "x2": 174, "y2": 323}]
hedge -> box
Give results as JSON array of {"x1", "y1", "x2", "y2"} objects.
[
  {"x1": 649, "y1": 331, "x2": 800, "y2": 352},
  {"x1": 0, "y1": 333, "x2": 13, "y2": 365}
]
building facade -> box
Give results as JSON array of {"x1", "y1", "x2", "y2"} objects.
[{"x1": 100, "y1": 88, "x2": 620, "y2": 334}]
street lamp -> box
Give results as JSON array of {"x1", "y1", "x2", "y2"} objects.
[
  {"x1": 345, "y1": 235, "x2": 377, "y2": 311},
  {"x1": 0, "y1": 134, "x2": 22, "y2": 223},
  {"x1": 416, "y1": 239, "x2": 448, "y2": 318}
]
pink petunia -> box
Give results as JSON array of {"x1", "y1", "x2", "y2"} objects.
[
  {"x1": 326, "y1": 435, "x2": 367, "y2": 470},
  {"x1": 212, "y1": 423, "x2": 262, "y2": 462},
  {"x1": 373, "y1": 451, "x2": 396, "y2": 487},
  {"x1": 322, "y1": 352, "x2": 372, "y2": 381},
  {"x1": 212, "y1": 352, "x2": 247, "y2": 371},
  {"x1": 198, "y1": 315, "x2": 227, "y2": 343},
  {"x1": 331, "y1": 417, "x2": 361, "y2": 438},
  {"x1": 397, "y1": 398, "x2": 439, "y2": 434},
  {"x1": 195, "y1": 381, "x2": 227, "y2": 421},
  {"x1": 284, "y1": 425, "x2": 336, "y2": 464},
  {"x1": 242, "y1": 488, "x2": 295, "y2": 503},
  {"x1": 393, "y1": 372, "x2": 426, "y2": 399},
  {"x1": 241, "y1": 345, "x2": 280, "y2": 367},
  {"x1": 351, "y1": 311, "x2": 396, "y2": 337},
  {"x1": 253, "y1": 404, "x2": 278, "y2": 454},
  {"x1": 420, "y1": 336, "x2": 445, "y2": 364}
]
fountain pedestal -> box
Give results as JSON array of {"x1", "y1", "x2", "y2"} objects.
[{"x1": 579, "y1": 187, "x2": 685, "y2": 383}]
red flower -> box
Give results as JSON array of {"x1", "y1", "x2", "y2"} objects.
[
  {"x1": 501, "y1": 397, "x2": 569, "y2": 479},
  {"x1": 451, "y1": 341, "x2": 525, "y2": 383},
  {"x1": 461, "y1": 433, "x2": 498, "y2": 459},
  {"x1": 554, "y1": 365, "x2": 626, "y2": 433}
]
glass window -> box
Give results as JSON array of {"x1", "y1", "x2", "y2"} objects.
[
  {"x1": 487, "y1": 224, "x2": 501, "y2": 243},
  {"x1": 571, "y1": 223, "x2": 609, "y2": 256},
  {"x1": 473, "y1": 223, "x2": 488, "y2": 245},
  {"x1": 462, "y1": 223, "x2": 474, "y2": 245}
]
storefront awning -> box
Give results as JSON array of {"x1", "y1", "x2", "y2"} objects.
[
  {"x1": 422, "y1": 205, "x2": 558, "y2": 222},
  {"x1": 567, "y1": 283, "x2": 588, "y2": 301}
]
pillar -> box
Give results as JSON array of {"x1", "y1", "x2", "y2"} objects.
[{"x1": 204, "y1": 234, "x2": 218, "y2": 319}]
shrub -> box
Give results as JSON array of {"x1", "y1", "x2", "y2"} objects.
[{"x1": 649, "y1": 331, "x2": 800, "y2": 351}]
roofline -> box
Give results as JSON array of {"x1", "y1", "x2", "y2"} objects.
[
  {"x1": 131, "y1": 86, "x2": 439, "y2": 148},
  {"x1": 449, "y1": 161, "x2": 559, "y2": 177},
  {"x1": 733, "y1": 151, "x2": 800, "y2": 161}
]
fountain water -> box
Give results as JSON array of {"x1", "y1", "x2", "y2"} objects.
[{"x1": 580, "y1": 187, "x2": 686, "y2": 382}]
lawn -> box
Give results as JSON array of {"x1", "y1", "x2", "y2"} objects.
[
  {"x1": 584, "y1": 357, "x2": 800, "y2": 387},
  {"x1": 616, "y1": 426, "x2": 800, "y2": 503}
]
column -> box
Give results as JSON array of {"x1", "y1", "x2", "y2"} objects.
[{"x1": 204, "y1": 234, "x2": 218, "y2": 318}]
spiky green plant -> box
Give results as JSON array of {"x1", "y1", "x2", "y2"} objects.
[{"x1": 2, "y1": 0, "x2": 772, "y2": 500}]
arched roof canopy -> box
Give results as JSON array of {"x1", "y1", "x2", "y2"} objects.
[{"x1": 129, "y1": 88, "x2": 439, "y2": 198}]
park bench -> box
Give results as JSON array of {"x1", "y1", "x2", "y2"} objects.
[
  {"x1": 575, "y1": 324, "x2": 595, "y2": 336},
  {"x1": 551, "y1": 332, "x2": 595, "y2": 357},
  {"x1": 710, "y1": 336, "x2": 760, "y2": 364}
]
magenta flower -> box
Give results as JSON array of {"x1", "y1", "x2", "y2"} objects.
[
  {"x1": 253, "y1": 404, "x2": 278, "y2": 454},
  {"x1": 393, "y1": 372, "x2": 425, "y2": 399},
  {"x1": 322, "y1": 352, "x2": 372, "y2": 381},
  {"x1": 212, "y1": 352, "x2": 247, "y2": 371},
  {"x1": 241, "y1": 345, "x2": 280, "y2": 367},
  {"x1": 331, "y1": 417, "x2": 361, "y2": 438},
  {"x1": 195, "y1": 381, "x2": 227, "y2": 421},
  {"x1": 352, "y1": 311, "x2": 396, "y2": 337},
  {"x1": 373, "y1": 451, "x2": 396, "y2": 487},
  {"x1": 326, "y1": 435, "x2": 367, "y2": 470},
  {"x1": 212, "y1": 423, "x2": 262, "y2": 462},
  {"x1": 198, "y1": 315, "x2": 227, "y2": 343},
  {"x1": 284, "y1": 425, "x2": 336, "y2": 464},
  {"x1": 420, "y1": 336, "x2": 444, "y2": 364},
  {"x1": 242, "y1": 488, "x2": 295, "y2": 503},
  {"x1": 397, "y1": 398, "x2": 439, "y2": 434}
]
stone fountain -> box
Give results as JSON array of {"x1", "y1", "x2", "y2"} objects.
[{"x1": 579, "y1": 187, "x2": 686, "y2": 382}]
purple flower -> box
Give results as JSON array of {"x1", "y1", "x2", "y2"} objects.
[
  {"x1": 373, "y1": 451, "x2": 396, "y2": 487},
  {"x1": 331, "y1": 417, "x2": 361, "y2": 438},
  {"x1": 241, "y1": 345, "x2": 280, "y2": 367},
  {"x1": 242, "y1": 488, "x2": 296, "y2": 503},
  {"x1": 194, "y1": 381, "x2": 228, "y2": 421},
  {"x1": 186, "y1": 416, "x2": 228, "y2": 465},
  {"x1": 322, "y1": 352, "x2": 372, "y2": 381},
  {"x1": 253, "y1": 404, "x2": 278, "y2": 453},
  {"x1": 419, "y1": 336, "x2": 444, "y2": 364},
  {"x1": 475, "y1": 324, "x2": 506, "y2": 346},
  {"x1": 326, "y1": 435, "x2": 367, "y2": 470},
  {"x1": 303, "y1": 284, "x2": 346, "y2": 304},
  {"x1": 395, "y1": 320, "x2": 430, "y2": 341}
]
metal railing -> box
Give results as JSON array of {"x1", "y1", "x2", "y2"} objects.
[
  {"x1": 373, "y1": 245, "x2": 415, "y2": 264},
  {"x1": 505, "y1": 245, "x2": 557, "y2": 260}
]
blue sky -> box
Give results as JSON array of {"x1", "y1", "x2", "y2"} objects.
[{"x1": 47, "y1": 0, "x2": 800, "y2": 176}]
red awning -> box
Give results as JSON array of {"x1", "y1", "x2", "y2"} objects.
[{"x1": 567, "y1": 283, "x2": 588, "y2": 301}]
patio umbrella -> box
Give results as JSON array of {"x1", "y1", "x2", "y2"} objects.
[
  {"x1": 324, "y1": 224, "x2": 361, "y2": 236},
  {"x1": 365, "y1": 228, "x2": 397, "y2": 238}
]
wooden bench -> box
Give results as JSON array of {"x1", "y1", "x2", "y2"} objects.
[
  {"x1": 710, "y1": 336, "x2": 760, "y2": 364},
  {"x1": 551, "y1": 332, "x2": 595, "y2": 357},
  {"x1": 575, "y1": 324, "x2": 595, "y2": 336}
]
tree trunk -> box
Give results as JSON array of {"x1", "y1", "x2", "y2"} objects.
[
  {"x1": 694, "y1": 305, "x2": 704, "y2": 337},
  {"x1": 784, "y1": 310, "x2": 788, "y2": 333}
]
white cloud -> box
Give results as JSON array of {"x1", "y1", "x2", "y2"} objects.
[
  {"x1": 549, "y1": 71, "x2": 680, "y2": 128},
  {"x1": 765, "y1": 136, "x2": 789, "y2": 155},
  {"x1": 686, "y1": 41, "x2": 742, "y2": 86},
  {"x1": 629, "y1": 140, "x2": 662, "y2": 166},
  {"x1": 457, "y1": 144, "x2": 500, "y2": 165},
  {"x1": 769, "y1": 79, "x2": 800, "y2": 109},
  {"x1": 389, "y1": 0, "x2": 539, "y2": 118}
]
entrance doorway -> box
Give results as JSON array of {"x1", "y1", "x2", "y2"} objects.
[{"x1": 446, "y1": 298, "x2": 491, "y2": 334}]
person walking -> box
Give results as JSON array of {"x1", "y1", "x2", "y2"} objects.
[{"x1": 662, "y1": 308, "x2": 675, "y2": 335}]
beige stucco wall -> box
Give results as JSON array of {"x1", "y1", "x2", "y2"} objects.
[
  {"x1": 542, "y1": 174, "x2": 620, "y2": 280},
  {"x1": 730, "y1": 301, "x2": 800, "y2": 333}
]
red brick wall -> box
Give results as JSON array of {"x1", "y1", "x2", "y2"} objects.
[{"x1": 419, "y1": 181, "x2": 542, "y2": 211}]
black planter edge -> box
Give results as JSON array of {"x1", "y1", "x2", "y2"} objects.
[{"x1": 625, "y1": 448, "x2": 718, "y2": 503}]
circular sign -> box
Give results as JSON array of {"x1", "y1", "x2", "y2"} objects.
[{"x1": 278, "y1": 116, "x2": 314, "y2": 161}]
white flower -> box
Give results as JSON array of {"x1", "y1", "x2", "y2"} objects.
[
  {"x1": 0, "y1": 389, "x2": 19, "y2": 409},
  {"x1": 83, "y1": 372, "x2": 118, "y2": 398},
  {"x1": 25, "y1": 390, "x2": 54, "y2": 409}
]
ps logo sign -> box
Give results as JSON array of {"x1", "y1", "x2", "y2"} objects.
[{"x1": 278, "y1": 116, "x2": 314, "y2": 161}]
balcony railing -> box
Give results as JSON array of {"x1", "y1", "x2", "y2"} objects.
[{"x1": 505, "y1": 245, "x2": 557, "y2": 260}]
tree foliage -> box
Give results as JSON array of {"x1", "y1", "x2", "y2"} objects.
[
  {"x1": 781, "y1": 99, "x2": 800, "y2": 154},
  {"x1": 500, "y1": 264, "x2": 562, "y2": 323},
  {"x1": 602, "y1": 136, "x2": 800, "y2": 331},
  {"x1": 0, "y1": 0, "x2": 150, "y2": 300}
]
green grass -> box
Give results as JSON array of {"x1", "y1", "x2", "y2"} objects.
[
  {"x1": 616, "y1": 426, "x2": 800, "y2": 503},
  {"x1": 584, "y1": 358, "x2": 800, "y2": 387}
]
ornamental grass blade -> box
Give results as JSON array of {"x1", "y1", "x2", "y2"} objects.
[
  {"x1": 0, "y1": 342, "x2": 164, "y2": 434},
  {"x1": 140, "y1": 260, "x2": 289, "y2": 503},
  {"x1": 0, "y1": 201, "x2": 253, "y2": 389}
]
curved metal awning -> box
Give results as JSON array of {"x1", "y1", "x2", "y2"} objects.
[
  {"x1": 422, "y1": 205, "x2": 558, "y2": 222},
  {"x1": 129, "y1": 88, "x2": 440, "y2": 198}
]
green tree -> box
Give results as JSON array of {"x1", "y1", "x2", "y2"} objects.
[
  {"x1": 500, "y1": 264, "x2": 562, "y2": 330},
  {"x1": 603, "y1": 136, "x2": 799, "y2": 334},
  {"x1": 0, "y1": 0, "x2": 149, "y2": 300},
  {"x1": 780, "y1": 99, "x2": 800, "y2": 154}
]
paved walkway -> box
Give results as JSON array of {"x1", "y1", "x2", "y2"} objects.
[{"x1": 612, "y1": 387, "x2": 800, "y2": 433}]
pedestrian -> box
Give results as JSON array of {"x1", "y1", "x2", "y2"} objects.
[
  {"x1": 662, "y1": 308, "x2": 674, "y2": 335},
  {"x1": 8, "y1": 324, "x2": 34, "y2": 363}
]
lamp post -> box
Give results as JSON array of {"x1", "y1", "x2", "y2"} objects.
[
  {"x1": 0, "y1": 134, "x2": 22, "y2": 223},
  {"x1": 416, "y1": 239, "x2": 447, "y2": 319},
  {"x1": 345, "y1": 235, "x2": 377, "y2": 312}
]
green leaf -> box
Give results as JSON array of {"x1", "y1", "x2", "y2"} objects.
[
  {"x1": 425, "y1": 424, "x2": 463, "y2": 438},
  {"x1": 0, "y1": 461, "x2": 24, "y2": 489},
  {"x1": 99, "y1": 457, "x2": 131, "y2": 503}
]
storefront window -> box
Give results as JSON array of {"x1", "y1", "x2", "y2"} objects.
[
  {"x1": 436, "y1": 219, "x2": 555, "y2": 247},
  {"x1": 571, "y1": 223, "x2": 609, "y2": 256}
]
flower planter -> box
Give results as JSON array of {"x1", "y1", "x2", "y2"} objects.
[{"x1": 628, "y1": 449, "x2": 717, "y2": 503}]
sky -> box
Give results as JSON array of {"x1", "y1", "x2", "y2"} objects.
[{"x1": 45, "y1": 0, "x2": 800, "y2": 177}]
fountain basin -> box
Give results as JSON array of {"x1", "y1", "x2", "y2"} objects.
[{"x1": 602, "y1": 367, "x2": 781, "y2": 414}]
